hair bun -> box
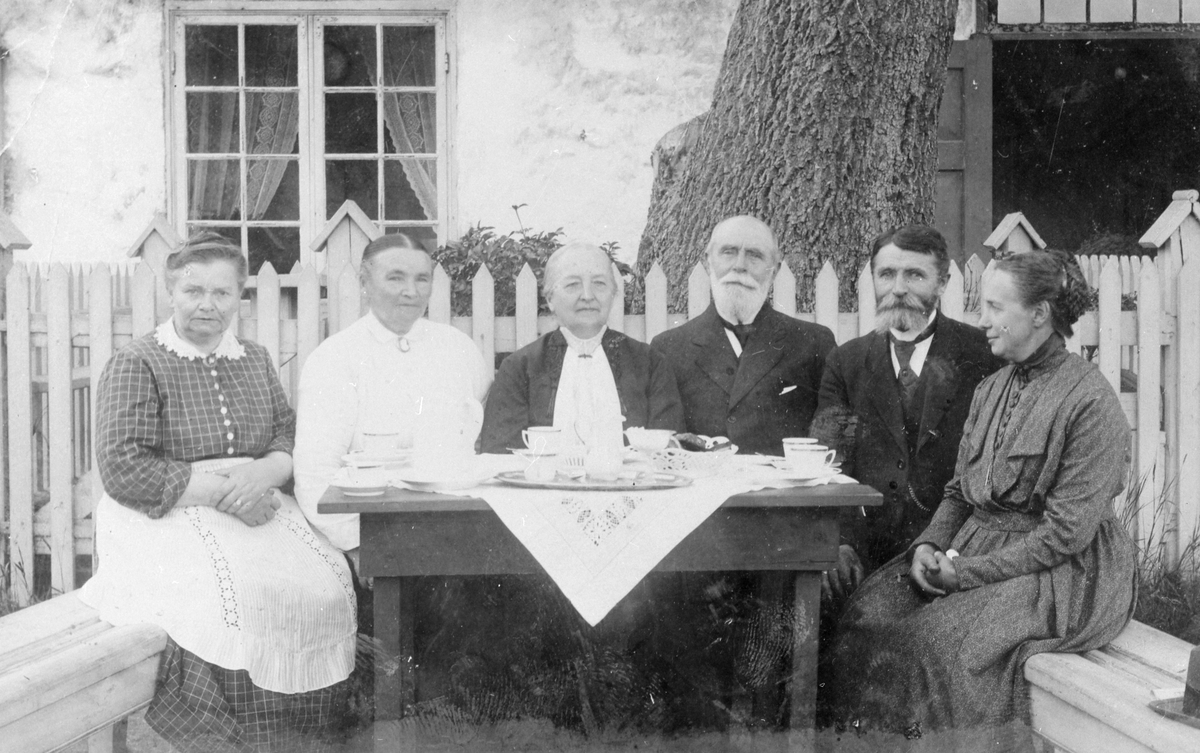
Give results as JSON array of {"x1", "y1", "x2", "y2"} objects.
[{"x1": 1048, "y1": 249, "x2": 1091, "y2": 326}]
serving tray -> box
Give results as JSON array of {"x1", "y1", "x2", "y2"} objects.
[{"x1": 494, "y1": 470, "x2": 692, "y2": 491}]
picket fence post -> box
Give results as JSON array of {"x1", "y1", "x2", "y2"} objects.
[{"x1": 6, "y1": 263, "x2": 33, "y2": 604}]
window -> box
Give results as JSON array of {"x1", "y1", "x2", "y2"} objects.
[{"x1": 168, "y1": 3, "x2": 453, "y2": 273}]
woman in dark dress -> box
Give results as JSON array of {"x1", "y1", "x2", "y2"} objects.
[
  {"x1": 831, "y1": 249, "x2": 1137, "y2": 750},
  {"x1": 80, "y1": 234, "x2": 356, "y2": 752}
]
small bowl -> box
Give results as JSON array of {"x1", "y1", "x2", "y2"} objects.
[{"x1": 624, "y1": 427, "x2": 675, "y2": 452}]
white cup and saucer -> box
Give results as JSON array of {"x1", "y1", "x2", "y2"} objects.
[{"x1": 777, "y1": 437, "x2": 838, "y2": 479}]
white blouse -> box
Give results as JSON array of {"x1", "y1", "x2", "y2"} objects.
[{"x1": 293, "y1": 313, "x2": 491, "y2": 550}]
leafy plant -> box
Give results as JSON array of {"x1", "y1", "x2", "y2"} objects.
[{"x1": 432, "y1": 215, "x2": 637, "y2": 317}]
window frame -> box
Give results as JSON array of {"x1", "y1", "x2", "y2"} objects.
[{"x1": 165, "y1": 1, "x2": 458, "y2": 268}]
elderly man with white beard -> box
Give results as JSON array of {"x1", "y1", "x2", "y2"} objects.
[
  {"x1": 646, "y1": 216, "x2": 836, "y2": 730},
  {"x1": 651, "y1": 215, "x2": 836, "y2": 456},
  {"x1": 810, "y1": 225, "x2": 1001, "y2": 598}
]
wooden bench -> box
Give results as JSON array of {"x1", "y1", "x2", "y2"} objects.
[
  {"x1": 1025, "y1": 620, "x2": 1200, "y2": 753},
  {"x1": 0, "y1": 591, "x2": 166, "y2": 753}
]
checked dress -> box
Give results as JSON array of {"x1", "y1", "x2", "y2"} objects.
[{"x1": 80, "y1": 322, "x2": 356, "y2": 753}]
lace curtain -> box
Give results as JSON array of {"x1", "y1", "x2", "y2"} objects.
[
  {"x1": 188, "y1": 31, "x2": 299, "y2": 222},
  {"x1": 370, "y1": 37, "x2": 438, "y2": 221}
]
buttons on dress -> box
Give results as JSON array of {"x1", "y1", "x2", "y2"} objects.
[
  {"x1": 226, "y1": 432, "x2": 234, "y2": 440},
  {"x1": 227, "y1": 448, "x2": 235, "y2": 455},
  {"x1": 224, "y1": 420, "x2": 231, "y2": 427},
  {"x1": 220, "y1": 407, "x2": 227, "y2": 414}
]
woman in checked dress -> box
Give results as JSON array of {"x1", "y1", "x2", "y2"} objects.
[{"x1": 80, "y1": 233, "x2": 356, "y2": 752}]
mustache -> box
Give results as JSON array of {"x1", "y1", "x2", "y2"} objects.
[
  {"x1": 877, "y1": 293, "x2": 927, "y2": 313},
  {"x1": 716, "y1": 273, "x2": 762, "y2": 290}
]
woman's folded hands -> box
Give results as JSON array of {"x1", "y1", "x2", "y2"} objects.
[{"x1": 910, "y1": 543, "x2": 961, "y2": 597}]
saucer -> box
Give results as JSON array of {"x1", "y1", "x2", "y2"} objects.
[
  {"x1": 511, "y1": 447, "x2": 559, "y2": 459},
  {"x1": 395, "y1": 466, "x2": 494, "y2": 492},
  {"x1": 342, "y1": 450, "x2": 413, "y2": 468},
  {"x1": 329, "y1": 470, "x2": 390, "y2": 496}
]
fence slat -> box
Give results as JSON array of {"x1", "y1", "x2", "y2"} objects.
[
  {"x1": 515, "y1": 263, "x2": 538, "y2": 349},
  {"x1": 644, "y1": 262, "x2": 668, "y2": 341},
  {"x1": 472, "y1": 265, "x2": 495, "y2": 367},
  {"x1": 6, "y1": 264, "x2": 33, "y2": 604},
  {"x1": 1176, "y1": 255, "x2": 1200, "y2": 548},
  {"x1": 1135, "y1": 259, "x2": 1163, "y2": 554},
  {"x1": 687, "y1": 263, "x2": 710, "y2": 320},
  {"x1": 942, "y1": 260, "x2": 964, "y2": 321},
  {"x1": 88, "y1": 265, "x2": 113, "y2": 523},
  {"x1": 429, "y1": 263, "x2": 451, "y2": 325},
  {"x1": 47, "y1": 264, "x2": 75, "y2": 593},
  {"x1": 335, "y1": 264, "x2": 360, "y2": 338},
  {"x1": 857, "y1": 263, "x2": 875, "y2": 336},
  {"x1": 608, "y1": 264, "x2": 625, "y2": 334},
  {"x1": 256, "y1": 263, "x2": 281, "y2": 369},
  {"x1": 130, "y1": 263, "x2": 158, "y2": 337},
  {"x1": 773, "y1": 262, "x2": 797, "y2": 318},
  {"x1": 296, "y1": 264, "x2": 320, "y2": 377},
  {"x1": 1097, "y1": 258, "x2": 1122, "y2": 391},
  {"x1": 813, "y1": 261, "x2": 838, "y2": 334}
]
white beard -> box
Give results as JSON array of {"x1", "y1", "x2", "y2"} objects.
[{"x1": 710, "y1": 270, "x2": 770, "y2": 324}]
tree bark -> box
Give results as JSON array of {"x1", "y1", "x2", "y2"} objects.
[{"x1": 638, "y1": 0, "x2": 960, "y2": 311}]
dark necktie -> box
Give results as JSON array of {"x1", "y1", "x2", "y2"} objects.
[
  {"x1": 720, "y1": 318, "x2": 756, "y2": 348},
  {"x1": 891, "y1": 325, "x2": 935, "y2": 410}
]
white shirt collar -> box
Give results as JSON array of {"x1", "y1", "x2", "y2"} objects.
[
  {"x1": 155, "y1": 319, "x2": 245, "y2": 361},
  {"x1": 560, "y1": 326, "x2": 606, "y2": 356},
  {"x1": 364, "y1": 311, "x2": 429, "y2": 345}
]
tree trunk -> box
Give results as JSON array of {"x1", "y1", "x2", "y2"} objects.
[{"x1": 638, "y1": 0, "x2": 960, "y2": 311}]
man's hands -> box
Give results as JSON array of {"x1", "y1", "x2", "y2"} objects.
[
  {"x1": 909, "y1": 544, "x2": 960, "y2": 597},
  {"x1": 822, "y1": 544, "x2": 865, "y2": 601}
]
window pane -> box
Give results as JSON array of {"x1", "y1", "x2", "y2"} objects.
[
  {"x1": 324, "y1": 26, "x2": 375, "y2": 87},
  {"x1": 245, "y1": 26, "x2": 298, "y2": 87},
  {"x1": 187, "y1": 92, "x2": 239, "y2": 154},
  {"x1": 248, "y1": 227, "x2": 300, "y2": 275},
  {"x1": 187, "y1": 160, "x2": 241, "y2": 221},
  {"x1": 248, "y1": 159, "x2": 299, "y2": 221},
  {"x1": 185, "y1": 25, "x2": 238, "y2": 87},
  {"x1": 382, "y1": 26, "x2": 435, "y2": 87},
  {"x1": 186, "y1": 225, "x2": 242, "y2": 248},
  {"x1": 389, "y1": 225, "x2": 438, "y2": 254},
  {"x1": 384, "y1": 159, "x2": 436, "y2": 221},
  {"x1": 325, "y1": 93, "x2": 377, "y2": 153},
  {"x1": 326, "y1": 160, "x2": 378, "y2": 219},
  {"x1": 245, "y1": 91, "x2": 299, "y2": 155},
  {"x1": 383, "y1": 93, "x2": 435, "y2": 154}
]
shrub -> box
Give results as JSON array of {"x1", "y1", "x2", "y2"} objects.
[{"x1": 432, "y1": 221, "x2": 636, "y2": 318}]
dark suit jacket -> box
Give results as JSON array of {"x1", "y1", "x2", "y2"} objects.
[
  {"x1": 480, "y1": 329, "x2": 685, "y2": 453},
  {"x1": 650, "y1": 303, "x2": 837, "y2": 456},
  {"x1": 810, "y1": 314, "x2": 1002, "y2": 572}
]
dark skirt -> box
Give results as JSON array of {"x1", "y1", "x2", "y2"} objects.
[
  {"x1": 145, "y1": 639, "x2": 348, "y2": 753},
  {"x1": 831, "y1": 516, "x2": 1136, "y2": 751}
]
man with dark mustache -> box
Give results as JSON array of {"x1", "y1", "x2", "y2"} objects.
[
  {"x1": 651, "y1": 215, "x2": 836, "y2": 455},
  {"x1": 811, "y1": 225, "x2": 1001, "y2": 599}
]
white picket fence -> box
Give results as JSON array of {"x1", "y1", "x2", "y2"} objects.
[{"x1": 1, "y1": 197, "x2": 1198, "y2": 605}]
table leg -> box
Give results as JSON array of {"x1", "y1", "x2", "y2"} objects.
[
  {"x1": 788, "y1": 571, "x2": 821, "y2": 752},
  {"x1": 398, "y1": 577, "x2": 416, "y2": 709},
  {"x1": 374, "y1": 577, "x2": 403, "y2": 722}
]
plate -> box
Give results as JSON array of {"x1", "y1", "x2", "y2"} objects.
[
  {"x1": 330, "y1": 484, "x2": 388, "y2": 497},
  {"x1": 494, "y1": 470, "x2": 692, "y2": 491},
  {"x1": 763, "y1": 461, "x2": 842, "y2": 483},
  {"x1": 343, "y1": 450, "x2": 412, "y2": 468},
  {"x1": 395, "y1": 468, "x2": 495, "y2": 492}
]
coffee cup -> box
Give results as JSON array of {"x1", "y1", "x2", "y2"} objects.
[
  {"x1": 784, "y1": 443, "x2": 837, "y2": 476},
  {"x1": 522, "y1": 427, "x2": 562, "y2": 455},
  {"x1": 361, "y1": 431, "x2": 400, "y2": 457}
]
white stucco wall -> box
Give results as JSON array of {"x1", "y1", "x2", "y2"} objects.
[
  {"x1": 0, "y1": 0, "x2": 736, "y2": 264},
  {"x1": 2, "y1": 0, "x2": 166, "y2": 263}
]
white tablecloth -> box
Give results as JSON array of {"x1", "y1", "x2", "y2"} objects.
[{"x1": 401, "y1": 454, "x2": 856, "y2": 626}]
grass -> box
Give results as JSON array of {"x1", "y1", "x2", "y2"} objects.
[{"x1": 1119, "y1": 469, "x2": 1200, "y2": 644}]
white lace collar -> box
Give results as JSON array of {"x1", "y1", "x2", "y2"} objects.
[
  {"x1": 155, "y1": 319, "x2": 246, "y2": 361},
  {"x1": 560, "y1": 326, "x2": 606, "y2": 357}
]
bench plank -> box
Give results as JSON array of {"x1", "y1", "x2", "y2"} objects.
[
  {"x1": 1025, "y1": 650, "x2": 1200, "y2": 753},
  {"x1": 0, "y1": 658, "x2": 158, "y2": 753},
  {"x1": 0, "y1": 592, "x2": 101, "y2": 659},
  {"x1": 0, "y1": 622, "x2": 166, "y2": 727}
]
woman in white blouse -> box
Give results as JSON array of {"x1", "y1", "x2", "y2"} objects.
[{"x1": 293, "y1": 233, "x2": 492, "y2": 555}]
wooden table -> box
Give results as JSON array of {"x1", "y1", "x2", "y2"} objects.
[{"x1": 320, "y1": 481, "x2": 880, "y2": 743}]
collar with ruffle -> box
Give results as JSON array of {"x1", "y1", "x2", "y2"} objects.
[
  {"x1": 560, "y1": 325, "x2": 607, "y2": 356},
  {"x1": 155, "y1": 319, "x2": 246, "y2": 361}
]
